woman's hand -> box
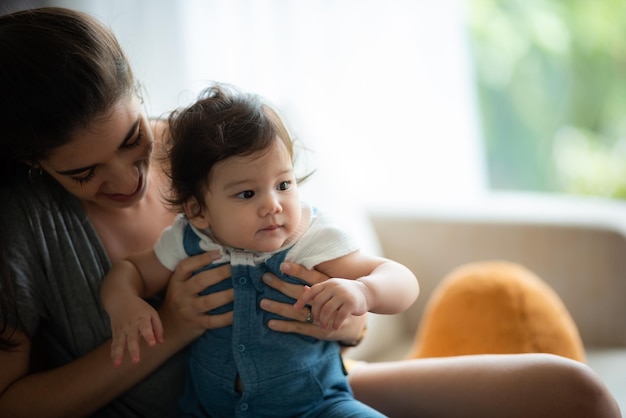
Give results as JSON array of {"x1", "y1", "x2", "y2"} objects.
[
  {"x1": 159, "y1": 251, "x2": 234, "y2": 344},
  {"x1": 260, "y1": 261, "x2": 368, "y2": 344}
]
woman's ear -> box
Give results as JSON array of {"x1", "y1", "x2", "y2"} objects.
[
  {"x1": 24, "y1": 160, "x2": 43, "y2": 171},
  {"x1": 183, "y1": 198, "x2": 210, "y2": 230}
]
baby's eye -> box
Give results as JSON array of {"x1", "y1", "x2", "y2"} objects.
[
  {"x1": 277, "y1": 181, "x2": 291, "y2": 191},
  {"x1": 236, "y1": 190, "x2": 255, "y2": 199}
]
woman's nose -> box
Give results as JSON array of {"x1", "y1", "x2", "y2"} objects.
[{"x1": 108, "y1": 159, "x2": 140, "y2": 194}]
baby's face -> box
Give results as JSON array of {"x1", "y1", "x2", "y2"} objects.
[{"x1": 198, "y1": 137, "x2": 302, "y2": 252}]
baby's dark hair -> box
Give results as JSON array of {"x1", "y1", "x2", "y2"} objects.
[{"x1": 164, "y1": 84, "x2": 296, "y2": 217}]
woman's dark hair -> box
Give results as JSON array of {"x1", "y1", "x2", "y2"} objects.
[
  {"x1": 0, "y1": 7, "x2": 135, "y2": 185},
  {"x1": 164, "y1": 84, "x2": 296, "y2": 217},
  {"x1": 0, "y1": 7, "x2": 135, "y2": 347},
  {"x1": 0, "y1": 239, "x2": 18, "y2": 349}
]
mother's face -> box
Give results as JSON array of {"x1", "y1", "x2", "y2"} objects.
[{"x1": 38, "y1": 95, "x2": 154, "y2": 211}]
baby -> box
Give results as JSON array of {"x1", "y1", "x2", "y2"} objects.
[{"x1": 100, "y1": 83, "x2": 419, "y2": 417}]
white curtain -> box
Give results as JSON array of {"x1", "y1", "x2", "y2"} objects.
[{"x1": 55, "y1": 0, "x2": 485, "y2": 248}]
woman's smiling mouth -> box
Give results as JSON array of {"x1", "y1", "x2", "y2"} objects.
[{"x1": 103, "y1": 174, "x2": 145, "y2": 203}]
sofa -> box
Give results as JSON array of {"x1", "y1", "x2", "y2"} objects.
[{"x1": 343, "y1": 191, "x2": 626, "y2": 412}]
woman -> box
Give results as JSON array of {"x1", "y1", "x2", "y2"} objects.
[{"x1": 0, "y1": 7, "x2": 620, "y2": 418}]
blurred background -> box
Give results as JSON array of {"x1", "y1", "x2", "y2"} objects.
[{"x1": 4, "y1": 0, "x2": 626, "y2": 212}]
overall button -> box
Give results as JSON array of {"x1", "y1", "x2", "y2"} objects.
[
  {"x1": 238, "y1": 344, "x2": 246, "y2": 352},
  {"x1": 239, "y1": 276, "x2": 247, "y2": 285},
  {"x1": 240, "y1": 403, "x2": 249, "y2": 411}
]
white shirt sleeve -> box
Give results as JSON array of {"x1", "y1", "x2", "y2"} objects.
[
  {"x1": 285, "y1": 209, "x2": 359, "y2": 270},
  {"x1": 153, "y1": 215, "x2": 189, "y2": 271}
]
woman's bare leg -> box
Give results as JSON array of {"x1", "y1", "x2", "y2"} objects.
[{"x1": 348, "y1": 353, "x2": 621, "y2": 418}]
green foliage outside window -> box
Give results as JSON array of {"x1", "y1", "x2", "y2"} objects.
[{"x1": 468, "y1": 0, "x2": 626, "y2": 198}]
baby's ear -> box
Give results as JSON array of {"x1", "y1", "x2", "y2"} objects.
[{"x1": 183, "y1": 198, "x2": 210, "y2": 229}]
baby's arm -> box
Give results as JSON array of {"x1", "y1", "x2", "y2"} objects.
[
  {"x1": 100, "y1": 249, "x2": 172, "y2": 367},
  {"x1": 294, "y1": 251, "x2": 418, "y2": 330}
]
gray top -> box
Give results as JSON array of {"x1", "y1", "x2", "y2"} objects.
[{"x1": 1, "y1": 178, "x2": 184, "y2": 417}]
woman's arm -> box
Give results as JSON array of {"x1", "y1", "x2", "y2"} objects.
[
  {"x1": 348, "y1": 353, "x2": 621, "y2": 418},
  {"x1": 0, "y1": 252, "x2": 232, "y2": 418},
  {"x1": 0, "y1": 324, "x2": 188, "y2": 418}
]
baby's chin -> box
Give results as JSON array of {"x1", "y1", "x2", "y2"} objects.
[
  {"x1": 248, "y1": 243, "x2": 285, "y2": 253},
  {"x1": 240, "y1": 238, "x2": 289, "y2": 254},
  {"x1": 243, "y1": 232, "x2": 293, "y2": 253}
]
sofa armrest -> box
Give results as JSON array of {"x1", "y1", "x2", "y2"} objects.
[{"x1": 356, "y1": 192, "x2": 626, "y2": 362}]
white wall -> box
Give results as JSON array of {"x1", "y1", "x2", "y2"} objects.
[{"x1": 57, "y1": 0, "x2": 486, "y2": 250}]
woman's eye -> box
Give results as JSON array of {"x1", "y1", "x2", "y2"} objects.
[
  {"x1": 72, "y1": 169, "x2": 96, "y2": 185},
  {"x1": 277, "y1": 181, "x2": 291, "y2": 191},
  {"x1": 122, "y1": 129, "x2": 143, "y2": 150},
  {"x1": 236, "y1": 190, "x2": 255, "y2": 199}
]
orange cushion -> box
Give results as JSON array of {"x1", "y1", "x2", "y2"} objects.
[{"x1": 407, "y1": 261, "x2": 585, "y2": 362}]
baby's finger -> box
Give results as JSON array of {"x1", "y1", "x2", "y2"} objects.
[
  {"x1": 110, "y1": 335, "x2": 126, "y2": 368},
  {"x1": 138, "y1": 320, "x2": 156, "y2": 347},
  {"x1": 152, "y1": 316, "x2": 164, "y2": 344},
  {"x1": 292, "y1": 285, "x2": 312, "y2": 309},
  {"x1": 332, "y1": 307, "x2": 351, "y2": 331},
  {"x1": 324, "y1": 313, "x2": 336, "y2": 332},
  {"x1": 126, "y1": 332, "x2": 141, "y2": 364},
  {"x1": 317, "y1": 297, "x2": 341, "y2": 329}
]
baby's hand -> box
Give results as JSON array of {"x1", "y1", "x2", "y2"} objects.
[
  {"x1": 294, "y1": 278, "x2": 370, "y2": 330},
  {"x1": 108, "y1": 298, "x2": 164, "y2": 367}
]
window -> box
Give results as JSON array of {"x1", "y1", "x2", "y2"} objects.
[{"x1": 468, "y1": 0, "x2": 626, "y2": 199}]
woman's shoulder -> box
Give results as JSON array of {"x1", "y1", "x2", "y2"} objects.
[
  {"x1": 2, "y1": 177, "x2": 76, "y2": 217},
  {"x1": 1, "y1": 178, "x2": 85, "y2": 251}
]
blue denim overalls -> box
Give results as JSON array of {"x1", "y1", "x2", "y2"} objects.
[{"x1": 177, "y1": 223, "x2": 385, "y2": 417}]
